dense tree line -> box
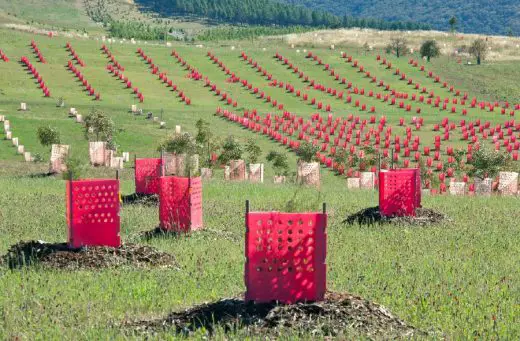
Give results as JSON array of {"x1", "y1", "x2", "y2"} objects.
[
  {"x1": 109, "y1": 21, "x2": 170, "y2": 40},
  {"x1": 280, "y1": 0, "x2": 519, "y2": 35},
  {"x1": 134, "y1": 0, "x2": 430, "y2": 31},
  {"x1": 197, "y1": 25, "x2": 314, "y2": 41}
]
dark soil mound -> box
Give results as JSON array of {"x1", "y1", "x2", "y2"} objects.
[
  {"x1": 122, "y1": 193, "x2": 158, "y2": 206},
  {"x1": 129, "y1": 292, "x2": 422, "y2": 339},
  {"x1": 344, "y1": 207, "x2": 447, "y2": 226},
  {"x1": 2, "y1": 241, "x2": 178, "y2": 270}
]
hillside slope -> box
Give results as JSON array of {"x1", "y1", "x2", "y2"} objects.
[{"x1": 280, "y1": 0, "x2": 520, "y2": 35}]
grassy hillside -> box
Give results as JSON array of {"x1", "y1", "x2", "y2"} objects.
[
  {"x1": 0, "y1": 0, "x2": 96, "y2": 30},
  {"x1": 1, "y1": 29, "x2": 517, "y2": 163},
  {"x1": 280, "y1": 0, "x2": 520, "y2": 35}
]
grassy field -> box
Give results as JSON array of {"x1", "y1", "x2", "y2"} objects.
[
  {"x1": 0, "y1": 0, "x2": 95, "y2": 30},
  {"x1": 0, "y1": 166, "x2": 519, "y2": 339},
  {"x1": 1, "y1": 26, "x2": 520, "y2": 339},
  {"x1": 429, "y1": 57, "x2": 520, "y2": 105}
]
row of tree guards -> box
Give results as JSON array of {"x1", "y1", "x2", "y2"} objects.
[
  {"x1": 66, "y1": 60, "x2": 101, "y2": 100},
  {"x1": 405, "y1": 57, "x2": 520, "y2": 113},
  {"x1": 208, "y1": 47, "x2": 519, "y2": 186},
  {"x1": 217, "y1": 107, "x2": 519, "y2": 196},
  {"x1": 66, "y1": 158, "x2": 202, "y2": 248},
  {"x1": 65, "y1": 42, "x2": 86, "y2": 67},
  {"x1": 101, "y1": 44, "x2": 145, "y2": 103},
  {"x1": 136, "y1": 48, "x2": 192, "y2": 106},
  {"x1": 30, "y1": 40, "x2": 46, "y2": 64},
  {"x1": 20, "y1": 56, "x2": 51, "y2": 97}
]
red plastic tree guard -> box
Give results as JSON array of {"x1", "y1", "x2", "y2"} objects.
[
  {"x1": 135, "y1": 158, "x2": 162, "y2": 194},
  {"x1": 66, "y1": 179, "x2": 121, "y2": 248},
  {"x1": 245, "y1": 211, "x2": 327, "y2": 303},
  {"x1": 379, "y1": 169, "x2": 421, "y2": 217},
  {"x1": 159, "y1": 176, "x2": 203, "y2": 232}
]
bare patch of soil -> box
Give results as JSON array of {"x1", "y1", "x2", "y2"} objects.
[
  {"x1": 128, "y1": 292, "x2": 423, "y2": 339},
  {"x1": 344, "y1": 207, "x2": 447, "y2": 226},
  {"x1": 2, "y1": 241, "x2": 177, "y2": 270}
]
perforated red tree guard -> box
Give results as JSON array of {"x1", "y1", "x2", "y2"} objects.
[
  {"x1": 135, "y1": 158, "x2": 162, "y2": 194},
  {"x1": 66, "y1": 179, "x2": 120, "y2": 248},
  {"x1": 159, "y1": 176, "x2": 203, "y2": 232},
  {"x1": 379, "y1": 169, "x2": 421, "y2": 217},
  {"x1": 245, "y1": 211, "x2": 327, "y2": 303}
]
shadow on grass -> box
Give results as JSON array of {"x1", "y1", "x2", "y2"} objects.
[
  {"x1": 139, "y1": 227, "x2": 184, "y2": 241},
  {"x1": 25, "y1": 172, "x2": 56, "y2": 179},
  {"x1": 343, "y1": 206, "x2": 447, "y2": 226},
  {"x1": 122, "y1": 193, "x2": 158, "y2": 206}
]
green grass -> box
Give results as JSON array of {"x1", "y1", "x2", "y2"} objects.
[
  {"x1": 0, "y1": 0, "x2": 95, "y2": 30},
  {"x1": 0, "y1": 167, "x2": 519, "y2": 339},
  {"x1": 428, "y1": 56, "x2": 520, "y2": 105},
  {"x1": 1, "y1": 27, "x2": 520, "y2": 339}
]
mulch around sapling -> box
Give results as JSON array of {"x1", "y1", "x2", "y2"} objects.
[
  {"x1": 344, "y1": 206, "x2": 447, "y2": 226},
  {"x1": 122, "y1": 193, "x2": 159, "y2": 206},
  {"x1": 1, "y1": 241, "x2": 178, "y2": 270},
  {"x1": 127, "y1": 292, "x2": 424, "y2": 339}
]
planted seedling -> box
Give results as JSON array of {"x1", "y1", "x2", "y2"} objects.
[
  {"x1": 245, "y1": 138, "x2": 262, "y2": 165},
  {"x1": 266, "y1": 151, "x2": 289, "y2": 176},
  {"x1": 296, "y1": 141, "x2": 319, "y2": 163},
  {"x1": 218, "y1": 136, "x2": 243, "y2": 165}
]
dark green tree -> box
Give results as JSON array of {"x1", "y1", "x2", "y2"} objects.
[
  {"x1": 37, "y1": 126, "x2": 61, "y2": 148},
  {"x1": 449, "y1": 16, "x2": 458, "y2": 32},
  {"x1": 420, "y1": 39, "x2": 441, "y2": 62},
  {"x1": 469, "y1": 38, "x2": 488, "y2": 65},
  {"x1": 84, "y1": 109, "x2": 115, "y2": 142}
]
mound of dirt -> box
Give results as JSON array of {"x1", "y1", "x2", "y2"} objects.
[
  {"x1": 2, "y1": 241, "x2": 178, "y2": 270},
  {"x1": 122, "y1": 193, "x2": 158, "y2": 206},
  {"x1": 344, "y1": 207, "x2": 447, "y2": 226},
  {"x1": 129, "y1": 292, "x2": 423, "y2": 339}
]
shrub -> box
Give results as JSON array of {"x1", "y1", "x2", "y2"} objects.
[
  {"x1": 195, "y1": 119, "x2": 219, "y2": 167},
  {"x1": 420, "y1": 40, "x2": 441, "y2": 62},
  {"x1": 218, "y1": 136, "x2": 242, "y2": 165},
  {"x1": 452, "y1": 148, "x2": 467, "y2": 171},
  {"x1": 266, "y1": 151, "x2": 289, "y2": 176},
  {"x1": 63, "y1": 157, "x2": 86, "y2": 180},
  {"x1": 195, "y1": 119, "x2": 212, "y2": 146},
  {"x1": 347, "y1": 153, "x2": 360, "y2": 169},
  {"x1": 106, "y1": 138, "x2": 120, "y2": 152},
  {"x1": 245, "y1": 139, "x2": 262, "y2": 164},
  {"x1": 361, "y1": 146, "x2": 377, "y2": 167},
  {"x1": 32, "y1": 153, "x2": 44, "y2": 163},
  {"x1": 37, "y1": 126, "x2": 60, "y2": 147},
  {"x1": 333, "y1": 149, "x2": 348, "y2": 168},
  {"x1": 84, "y1": 109, "x2": 115, "y2": 142},
  {"x1": 158, "y1": 132, "x2": 196, "y2": 155},
  {"x1": 467, "y1": 147, "x2": 507, "y2": 179},
  {"x1": 296, "y1": 141, "x2": 319, "y2": 163}
]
